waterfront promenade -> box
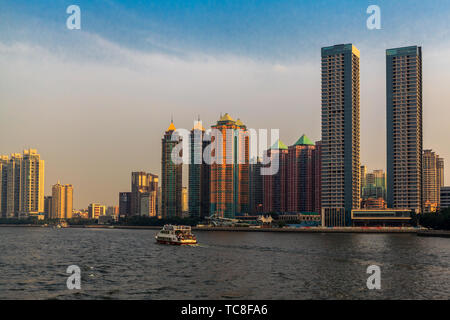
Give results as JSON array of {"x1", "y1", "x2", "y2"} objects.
[{"x1": 0, "y1": 224, "x2": 420, "y2": 233}]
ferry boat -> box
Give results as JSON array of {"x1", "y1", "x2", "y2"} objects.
[{"x1": 155, "y1": 225, "x2": 197, "y2": 245}]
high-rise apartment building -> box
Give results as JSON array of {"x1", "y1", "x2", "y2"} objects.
[
  {"x1": 287, "y1": 135, "x2": 321, "y2": 213},
  {"x1": 423, "y1": 149, "x2": 444, "y2": 211},
  {"x1": 44, "y1": 196, "x2": 53, "y2": 217},
  {"x1": 249, "y1": 157, "x2": 264, "y2": 214},
  {"x1": 6, "y1": 153, "x2": 22, "y2": 218},
  {"x1": 0, "y1": 150, "x2": 45, "y2": 218},
  {"x1": 0, "y1": 156, "x2": 8, "y2": 217},
  {"x1": 321, "y1": 44, "x2": 361, "y2": 226},
  {"x1": 21, "y1": 149, "x2": 45, "y2": 216},
  {"x1": 140, "y1": 192, "x2": 157, "y2": 217},
  {"x1": 386, "y1": 46, "x2": 423, "y2": 213},
  {"x1": 130, "y1": 171, "x2": 158, "y2": 216},
  {"x1": 119, "y1": 192, "x2": 132, "y2": 217},
  {"x1": 51, "y1": 182, "x2": 73, "y2": 219},
  {"x1": 188, "y1": 119, "x2": 211, "y2": 218},
  {"x1": 161, "y1": 120, "x2": 182, "y2": 218},
  {"x1": 210, "y1": 114, "x2": 249, "y2": 218},
  {"x1": 263, "y1": 140, "x2": 289, "y2": 213}
]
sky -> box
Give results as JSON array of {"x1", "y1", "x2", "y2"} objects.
[{"x1": 1, "y1": 0, "x2": 450, "y2": 209}]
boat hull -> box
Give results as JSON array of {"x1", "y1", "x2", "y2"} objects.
[{"x1": 156, "y1": 239, "x2": 197, "y2": 245}]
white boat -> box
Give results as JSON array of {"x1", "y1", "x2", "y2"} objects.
[{"x1": 155, "y1": 225, "x2": 197, "y2": 245}]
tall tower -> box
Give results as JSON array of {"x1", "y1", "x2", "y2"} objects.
[
  {"x1": 51, "y1": 182, "x2": 73, "y2": 219},
  {"x1": 131, "y1": 172, "x2": 158, "y2": 216},
  {"x1": 210, "y1": 113, "x2": 249, "y2": 218},
  {"x1": 288, "y1": 135, "x2": 320, "y2": 213},
  {"x1": 161, "y1": 120, "x2": 182, "y2": 218},
  {"x1": 422, "y1": 149, "x2": 444, "y2": 211},
  {"x1": 21, "y1": 149, "x2": 45, "y2": 217},
  {"x1": 6, "y1": 153, "x2": 22, "y2": 218},
  {"x1": 0, "y1": 155, "x2": 8, "y2": 217},
  {"x1": 188, "y1": 119, "x2": 211, "y2": 218},
  {"x1": 263, "y1": 140, "x2": 289, "y2": 213},
  {"x1": 249, "y1": 157, "x2": 264, "y2": 214},
  {"x1": 321, "y1": 44, "x2": 361, "y2": 226},
  {"x1": 386, "y1": 46, "x2": 423, "y2": 213}
]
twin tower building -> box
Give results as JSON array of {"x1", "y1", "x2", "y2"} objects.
[
  {"x1": 321, "y1": 44, "x2": 423, "y2": 226},
  {"x1": 162, "y1": 44, "x2": 424, "y2": 226}
]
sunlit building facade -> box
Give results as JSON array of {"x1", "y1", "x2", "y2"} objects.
[
  {"x1": 210, "y1": 114, "x2": 249, "y2": 218},
  {"x1": 386, "y1": 46, "x2": 423, "y2": 213},
  {"x1": 161, "y1": 120, "x2": 182, "y2": 218},
  {"x1": 51, "y1": 182, "x2": 73, "y2": 219},
  {"x1": 321, "y1": 44, "x2": 361, "y2": 226},
  {"x1": 423, "y1": 149, "x2": 444, "y2": 212},
  {"x1": 188, "y1": 119, "x2": 211, "y2": 218},
  {"x1": 0, "y1": 150, "x2": 45, "y2": 218}
]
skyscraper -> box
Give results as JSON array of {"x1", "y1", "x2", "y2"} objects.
[
  {"x1": 423, "y1": 149, "x2": 444, "y2": 211},
  {"x1": 0, "y1": 155, "x2": 8, "y2": 217},
  {"x1": 188, "y1": 119, "x2": 211, "y2": 218},
  {"x1": 44, "y1": 196, "x2": 53, "y2": 218},
  {"x1": 263, "y1": 140, "x2": 289, "y2": 213},
  {"x1": 119, "y1": 192, "x2": 132, "y2": 217},
  {"x1": 210, "y1": 113, "x2": 249, "y2": 218},
  {"x1": 130, "y1": 171, "x2": 158, "y2": 216},
  {"x1": 288, "y1": 135, "x2": 321, "y2": 213},
  {"x1": 321, "y1": 44, "x2": 361, "y2": 226},
  {"x1": 161, "y1": 120, "x2": 182, "y2": 218},
  {"x1": 6, "y1": 153, "x2": 22, "y2": 218},
  {"x1": 51, "y1": 182, "x2": 73, "y2": 219},
  {"x1": 249, "y1": 157, "x2": 264, "y2": 214},
  {"x1": 1, "y1": 149, "x2": 45, "y2": 218},
  {"x1": 386, "y1": 46, "x2": 423, "y2": 213},
  {"x1": 314, "y1": 141, "x2": 322, "y2": 215},
  {"x1": 21, "y1": 149, "x2": 45, "y2": 217}
]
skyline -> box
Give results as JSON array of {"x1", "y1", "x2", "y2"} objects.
[{"x1": 1, "y1": 1, "x2": 450, "y2": 208}]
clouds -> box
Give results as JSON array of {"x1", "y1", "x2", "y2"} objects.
[
  {"x1": 1, "y1": 0, "x2": 450, "y2": 208},
  {"x1": 0, "y1": 34, "x2": 322, "y2": 208}
]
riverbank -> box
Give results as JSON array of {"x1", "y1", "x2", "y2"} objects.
[
  {"x1": 417, "y1": 229, "x2": 450, "y2": 238},
  {"x1": 0, "y1": 224, "x2": 420, "y2": 233}
]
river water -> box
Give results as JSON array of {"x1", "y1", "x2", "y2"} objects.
[{"x1": 0, "y1": 227, "x2": 449, "y2": 299}]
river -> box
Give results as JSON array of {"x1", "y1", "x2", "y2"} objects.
[{"x1": 0, "y1": 227, "x2": 449, "y2": 299}]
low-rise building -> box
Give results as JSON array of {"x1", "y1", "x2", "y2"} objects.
[
  {"x1": 277, "y1": 212, "x2": 321, "y2": 226},
  {"x1": 440, "y1": 187, "x2": 450, "y2": 209},
  {"x1": 88, "y1": 203, "x2": 106, "y2": 219},
  {"x1": 351, "y1": 209, "x2": 412, "y2": 227}
]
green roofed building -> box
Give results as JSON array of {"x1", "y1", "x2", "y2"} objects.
[{"x1": 288, "y1": 135, "x2": 321, "y2": 214}]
